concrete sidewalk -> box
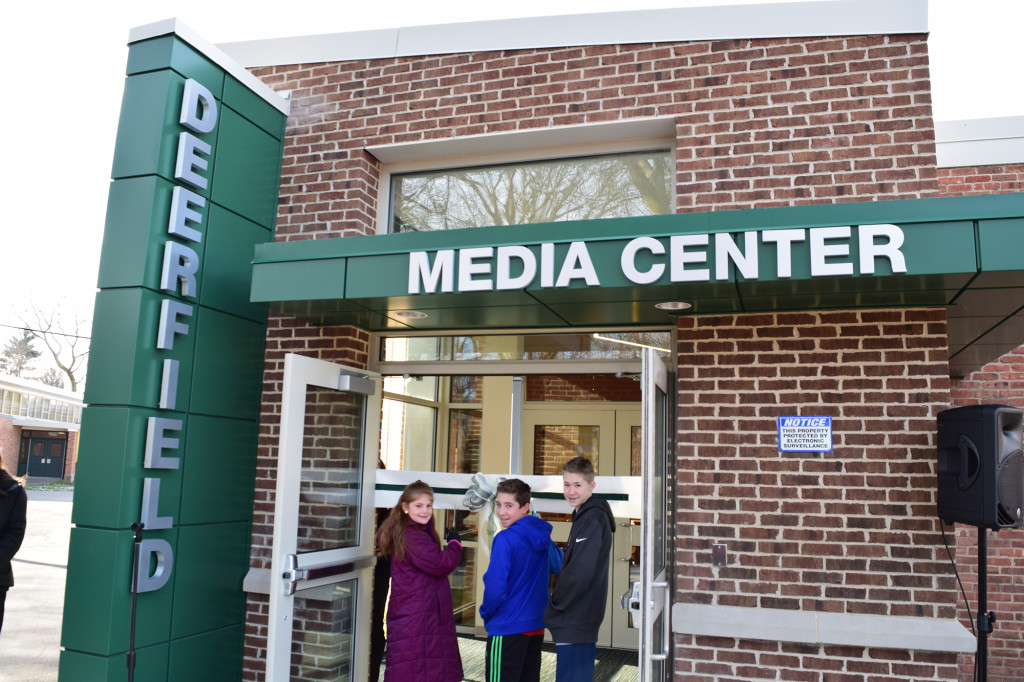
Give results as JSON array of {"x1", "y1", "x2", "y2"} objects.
[{"x1": 0, "y1": 489, "x2": 72, "y2": 682}]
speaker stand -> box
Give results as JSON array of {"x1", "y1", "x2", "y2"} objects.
[{"x1": 976, "y1": 526, "x2": 995, "y2": 682}]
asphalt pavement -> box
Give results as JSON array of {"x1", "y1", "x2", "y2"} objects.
[{"x1": 0, "y1": 488, "x2": 72, "y2": 682}]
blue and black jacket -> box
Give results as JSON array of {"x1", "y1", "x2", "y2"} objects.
[{"x1": 481, "y1": 514, "x2": 562, "y2": 636}]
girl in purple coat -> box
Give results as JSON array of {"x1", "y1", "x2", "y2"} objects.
[{"x1": 377, "y1": 480, "x2": 464, "y2": 682}]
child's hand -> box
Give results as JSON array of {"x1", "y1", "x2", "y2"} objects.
[{"x1": 445, "y1": 526, "x2": 463, "y2": 544}]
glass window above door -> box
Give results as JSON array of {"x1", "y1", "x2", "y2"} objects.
[
  {"x1": 381, "y1": 332, "x2": 671, "y2": 363},
  {"x1": 390, "y1": 150, "x2": 672, "y2": 233}
]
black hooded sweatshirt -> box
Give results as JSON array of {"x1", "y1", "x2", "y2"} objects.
[{"x1": 543, "y1": 494, "x2": 615, "y2": 643}]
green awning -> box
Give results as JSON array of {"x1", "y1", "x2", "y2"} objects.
[{"x1": 251, "y1": 193, "x2": 1024, "y2": 377}]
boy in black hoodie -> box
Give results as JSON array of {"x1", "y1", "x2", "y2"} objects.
[{"x1": 543, "y1": 456, "x2": 615, "y2": 682}]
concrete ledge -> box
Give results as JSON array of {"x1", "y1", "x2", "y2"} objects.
[{"x1": 672, "y1": 603, "x2": 976, "y2": 653}]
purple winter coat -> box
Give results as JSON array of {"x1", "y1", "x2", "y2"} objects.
[{"x1": 384, "y1": 521, "x2": 463, "y2": 682}]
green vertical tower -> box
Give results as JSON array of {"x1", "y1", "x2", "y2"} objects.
[{"x1": 59, "y1": 20, "x2": 286, "y2": 682}]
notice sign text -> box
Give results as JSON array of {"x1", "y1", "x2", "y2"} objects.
[{"x1": 778, "y1": 416, "x2": 833, "y2": 452}]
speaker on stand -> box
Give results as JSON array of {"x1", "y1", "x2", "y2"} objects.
[{"x1": 936, "y1": 404, "x2": 1024, "y2": 682}]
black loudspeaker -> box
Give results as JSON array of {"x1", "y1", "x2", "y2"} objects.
[{"x1": 936, "y1": 404, "x2": 1024, "y2": 530}]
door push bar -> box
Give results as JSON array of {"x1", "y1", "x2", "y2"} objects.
[{"x1": 281, "y1": 554, "x2": 357, "y2": 595}]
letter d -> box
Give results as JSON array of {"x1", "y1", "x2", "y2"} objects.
[{"x1": 134, "y1": 538, "x2": 174, "y2": 593}]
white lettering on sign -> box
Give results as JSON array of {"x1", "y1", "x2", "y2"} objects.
[
  {"x1": 135, "y1": 78, "x2": 218, "y2": 594},
  {"x1": 778, "y1": 415, "x2": 833, "y2": 453},
  {"x1": 407, "y1": 225, "x2": 907, "y2": 294}
]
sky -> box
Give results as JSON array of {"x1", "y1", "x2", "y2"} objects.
[{"x1": 0, "y1": 0, "x2": 1021, "y2": 381}]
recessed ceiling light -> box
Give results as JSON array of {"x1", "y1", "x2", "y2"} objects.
[
  {"x1": 394, "y1": 310, "x2": 428, "y2": 319},
  {"x1": 654, "y1": 301, "x2": 691, "y2": 311}
]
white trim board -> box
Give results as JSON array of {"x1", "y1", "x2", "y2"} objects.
[
  {"x1": 218, "y1": 0, "x2": 927, "y2": 68},
  {"x1": 128, "y1": 18, "x2": 290, "y2": 115},
  {"x1": 673, "y1": 603, "x2": 975, "y2": 653},
  {"x1": 936, "y1": 116, "x2": 1024, "y2": 168},
  {"x1": 366, "y1": 116, "x2": 677, "y2": 167}
]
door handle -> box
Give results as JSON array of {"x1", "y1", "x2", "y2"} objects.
[
  {"x1": 621, "y1": 581, "x2": 642, "y2": 628},
  {"x1": 281, "y1": 554, "x2": 308, "y2": 596},
  {"x1": 650, "y1": 581, "x2": 670, "y2": 661}
]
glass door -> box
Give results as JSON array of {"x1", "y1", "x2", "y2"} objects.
[
  {"x1": 639, "y1": 348, "x2": 671, "y2": 681},
  {"x1": 266, "y1": 354, "x2": 383, "y2": 682}
]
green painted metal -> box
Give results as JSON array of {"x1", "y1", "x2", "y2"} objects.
[
  {"x1": 70, "y1": 407, "x2": 184, "y2": 529},
  {"x1": 59, "y1": 643, "x2": 170, "y2": 682},
  {"x1": 61, "y1": 527, "x2": 176, "y2": 655},
  {"x1": 189, "y1": 308, "x2": 266, "y2": 420},
  {"x1": 167, "y1": 626, "x2": 245, "y2": 681},
  {"x1": 210, "y1": 106, "x2": 282, "y2": 227},
  {"x1": 169, "y1": 524, "x2": 250, "y2": 638},
  {"x1": 200, "y1": 204, "x2": 271, "y2": 322},
  {"x1": 250, "y1": 193, "x2": 1024, "y2": 374},
  {"x1": 61, "y1": 28, "x2": 286, "y2": 681},
  {"x1": 83, "y1": 288, "x2": 195, "y2": 409},
  {"x1": 178, "y1": 416, "x2": 256, "y2": 525}
]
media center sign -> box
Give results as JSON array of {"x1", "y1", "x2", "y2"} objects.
[
  {"x1": 408, "y1": 224, "x2": 907, "y2": 294},
  {"x1": 778, "y1": 416, "x2": 834, "y2": 453}
]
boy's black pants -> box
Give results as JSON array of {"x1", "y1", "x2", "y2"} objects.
[{"x1": 485, "y1": 632, "x2": 543, "y2": 682}]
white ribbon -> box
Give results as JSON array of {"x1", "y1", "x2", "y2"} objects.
[{"x1": 462, "y1": 472, "x2": 504, "y2": 556}]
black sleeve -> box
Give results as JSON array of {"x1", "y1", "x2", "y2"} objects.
[
  {"x1": 547, "y1": 512, "x2": 609, "y2": 612},
  {"x1": 0, "y1": 487, "x2": 28, "y2": 564}
]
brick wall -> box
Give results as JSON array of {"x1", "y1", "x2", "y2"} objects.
[
  {"x1": 525, "y1": 374, "x2": 641, "y2": 402},
  {"x1": 940, "y1": 164, "x2": 1024, "y2": 682},
  {"x1": 938, "y1": 163, "x2": 1024, "y2": 196},
  {"x1": 675, "y1": 309, "x2": 960, "y2": 679},
  {"x1": 243, "y1": 29, "x2": 940, "y2": 681},
  {"x1": 250, "y1": 32, "x2": 936, "y2": 242}
]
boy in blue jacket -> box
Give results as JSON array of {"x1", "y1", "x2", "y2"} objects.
[{"x1": 480, "y1": 478, "x2": 562, "y2": 682}]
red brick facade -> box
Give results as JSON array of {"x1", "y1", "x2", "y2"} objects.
[
  {"x1": 252, "y1": 33, "x2": 937, "y2": 243},
  {"x1": 238, "y1": 28, "x2": 992, "y2": 682},
  {"x1": 940, "y1": 165, "x2": 1024, "y2": 682},
  {"x1": 938, "y1": 163, "x2": 1024, "y2": 196},
  {"x1": 674, "y1": 309, "x2": 959, "y2": 679}
]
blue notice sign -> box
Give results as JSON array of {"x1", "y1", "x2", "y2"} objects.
[{"x1": 778, "y1": 416, "x2": 833, "y2": 452}]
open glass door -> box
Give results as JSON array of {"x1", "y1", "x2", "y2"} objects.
[
  {"x1": 638, "y1": 347, "x2": 671, "y2": 681},
  {"x1": 266, "y1": 354, "x2": 383, "y2": 681}
]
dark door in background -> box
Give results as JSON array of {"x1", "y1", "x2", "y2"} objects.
[{"x1": 21, "y1": 431, "x2": 67, "y2": 479}]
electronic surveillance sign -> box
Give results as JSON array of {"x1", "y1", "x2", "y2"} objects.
[{"x1": 778, "y1": 416, "x2": 833, "y2": 453}]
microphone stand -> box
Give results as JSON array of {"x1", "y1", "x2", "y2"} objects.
[
  {"x1": 976, "y1": 526, "x2": 994, "y2": 682},
  {"x1": 128, "y1": 522, "x2": 145, "y2": 682}
]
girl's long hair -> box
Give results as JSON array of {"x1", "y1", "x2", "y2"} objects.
[{"x1": 376, "y1": 480, "x2": 437, "y2": 562}]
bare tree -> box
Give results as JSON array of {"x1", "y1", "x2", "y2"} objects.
[
  {"x1": 393, "y1": 152, "x2": 672, "y2": 232},
  {"x1": 38, "y1": 367, "x2": 65, "y2": 389},
  {"x1": 21, "y1": 306, "x2": 89, "y2": 392}
]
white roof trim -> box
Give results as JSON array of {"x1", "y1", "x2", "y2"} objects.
[
  {"x1": 128, "y1": 19, "x2": 290, "y2": 115},
  {"x1": 12, "y1": 418, "x2": 80, "y2": 432},
  {"x1": 366, "y1": 116, "x2": 677, "y2": 166},
  {"x1": 936, "y1": 116, "x2": 1024, "y2": 168},
  {"x1": 219, "y1": 0, "x2": 927, "y2": 68}
]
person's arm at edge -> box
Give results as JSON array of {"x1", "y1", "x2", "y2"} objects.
[{"x1": 0, "y1": 486, "x2": 27, "y2": 564}]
